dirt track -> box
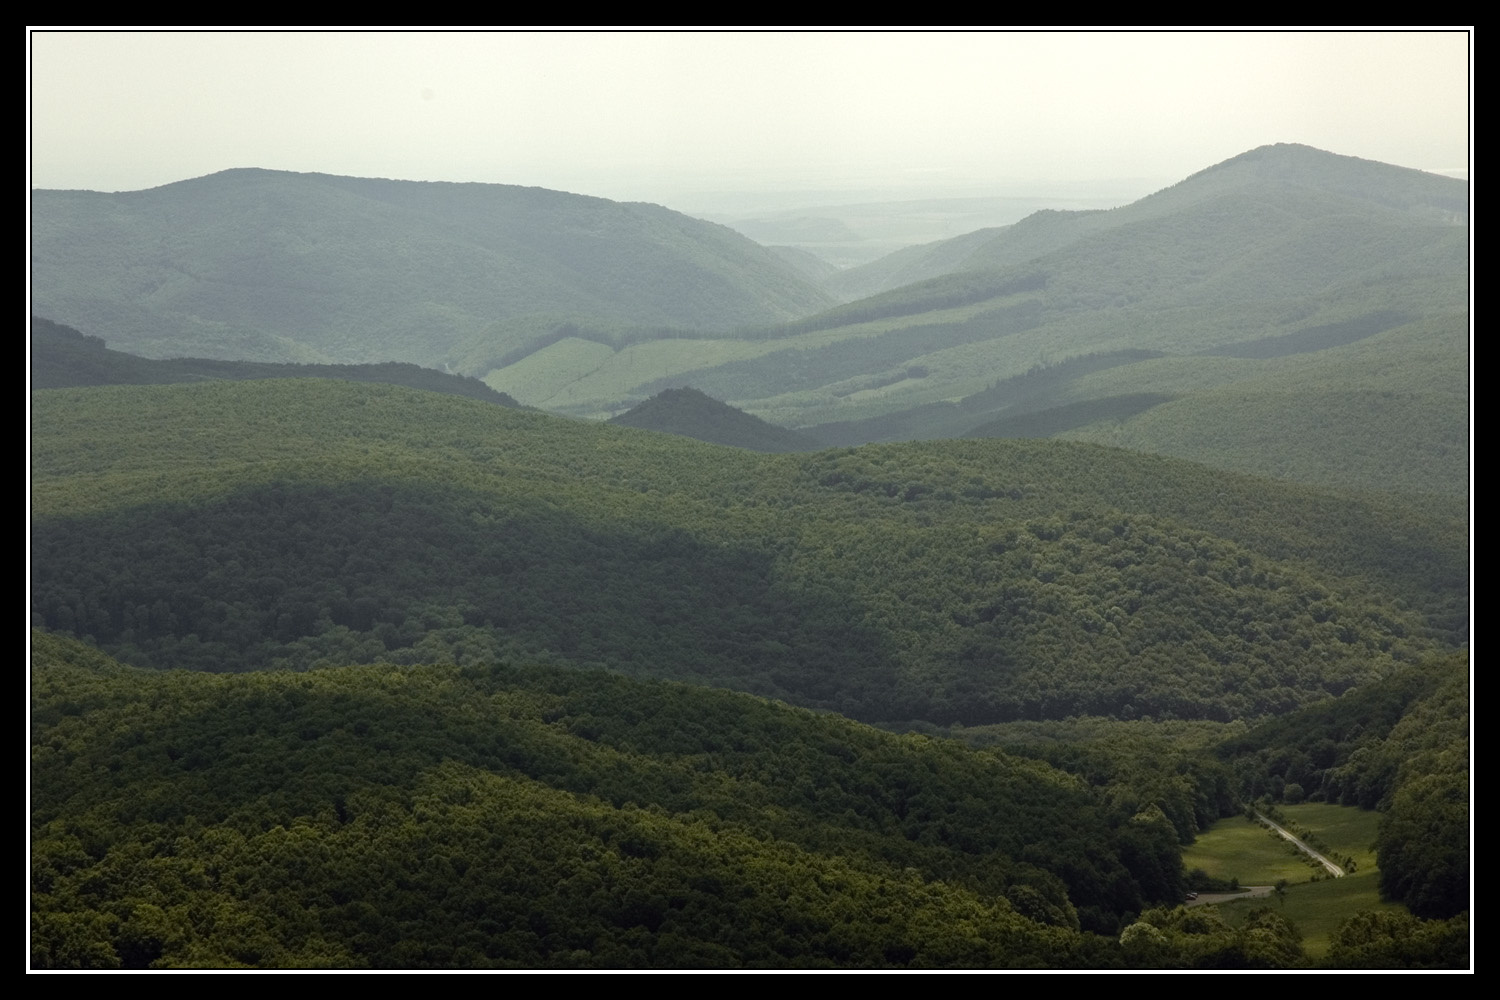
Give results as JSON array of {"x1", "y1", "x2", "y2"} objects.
[
  {"x1": 1254, "y1": 811, "x2": 1345, "y2": 877},
  {"x1": 1184, "y1": 886, "x2": 1272, "y2": 908}
]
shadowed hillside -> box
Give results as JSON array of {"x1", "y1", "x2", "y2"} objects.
[{"x1": 32, "y1": 379, "x2": 1467, "y2": 726}]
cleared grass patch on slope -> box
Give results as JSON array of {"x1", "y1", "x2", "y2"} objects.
[{"x1": 481, "y1": 337, "x2": 615, "y2": 406}]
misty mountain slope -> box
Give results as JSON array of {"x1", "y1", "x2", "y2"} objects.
[
  {"x1": 554, "y1": 145, "x2": 1466, "y2": 495},
  {"x1": 826, "y1": 144, "x2": 1464, "y2": 302},
  {"x1": 1014, "y1": 303, "x2": 1471, "y2": 494},
  {"x1": 823, "y1": 225, "x2": 1021, "y2": 302},
  {"x1": 840, "y1": 143, "x2": 1470, "y2": 301},
  {"x1": 30, "y1": 316, "x2": 523, "y2": 407},
  {"x1": 31, "y1": 168, "x2": 834, "y2": 368},
  {"x1": 787, "y1": 307, "x2": 1467, "y2": 498},
  {"x1": 32, "y1": 379, "x2": 1466, "y2": 726},
  {"x1": 518, "y1": 146, "x2": 1463, "y2": 416}
]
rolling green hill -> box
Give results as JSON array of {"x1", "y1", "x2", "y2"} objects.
[
  {"x1": 34, "y1": 631, "x2": 1175, "y2": 968},
  {"x1": 31, "y1": 147, "x2": 1467, "y2": 500}
]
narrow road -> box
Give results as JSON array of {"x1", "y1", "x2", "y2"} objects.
[
  {"x1": 1254, "y1": 811, "x2": 1345, "y2": 877},
  {"x1": 1184, "y1": 886, "x2": 1272, "y2": 907}
]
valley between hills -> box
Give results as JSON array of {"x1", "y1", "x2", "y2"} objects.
[{"x1": 29, "y1": 143, "x2": 1469, "y2": 969}]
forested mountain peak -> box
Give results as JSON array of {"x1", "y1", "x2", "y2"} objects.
[
  {"x1": 831, "y1": 142, "x2": 1465, "y2": 299},
  {"x1": 1140, "y1": 142, "x2": 1466, "y2": 222},
  {"x1": 608, "y1": 387, "x2": 824, "y2": 452},
  {"x1": 1186, "y1": 142, "x2": 1462, "y2": 194}
]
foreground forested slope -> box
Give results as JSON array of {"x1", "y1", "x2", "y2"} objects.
[
  {"x1": 34, "y1": 633, "x2": 1467, "y2": 969},
  {"x1": 31, "y1": 632, "x2": 1164, "y2": 968},
  {"x1": 32, "y1": 379, "x2": 1466, "y2": 726}
]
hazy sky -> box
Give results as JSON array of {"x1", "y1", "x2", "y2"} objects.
[{"x1": 28, "y1": 30, "x2": 1471, "y2": 211}]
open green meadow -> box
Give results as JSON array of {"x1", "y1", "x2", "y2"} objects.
[
  {"x1": 1185, "y1": 804, "x2": 1396, "y2": 959},
  {"x1": 1215, "y1": 869, "x2": 1400, "y2": 960},
  {"x1": 1181, "y1": 815, "x2": 1317, "y2": 885}
]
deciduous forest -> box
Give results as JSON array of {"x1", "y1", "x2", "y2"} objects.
[{"x1": 30, "y1": 142, "x2": 1469, "y2": 969}]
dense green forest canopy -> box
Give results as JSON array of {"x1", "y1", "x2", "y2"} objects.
[
  {"x1": 32, "y1": 379, "x2": 1466, "y2": 727},
  {"x1": 31, "y1": 632, "x2": 1177, "y2": 968},
  {"x1": 28, "y1": 375, "x2": 1470, "y2": 970},
  {"x1": 29, "y1": 631, "x2": 1469, "y2": 969}
]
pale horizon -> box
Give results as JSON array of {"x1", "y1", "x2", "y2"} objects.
[{"x1": 28, "y1": 30, "x2": 1471, "y2": 216}]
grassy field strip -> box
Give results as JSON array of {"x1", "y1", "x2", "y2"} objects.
[
  {"x1": 1255, "y1": 811, "x2": 1344, "y2": 876},
  {"x1": 1276, "y1": 803, "x2": 1382, "y2": 873},
  {"x1": 491, "y1": 308, "x2": 992, "y2": 418}
]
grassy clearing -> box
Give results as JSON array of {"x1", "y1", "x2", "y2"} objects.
[
  {"x1": 1186, "y1": 804, "x2": 1398, "y2": 959},
  {"x1": 1181, "y1": 814, "x2": 1318, "y2": 884},
  {"x1": 1216, "y1": 870, "x2": 1398, "y2": 960}
]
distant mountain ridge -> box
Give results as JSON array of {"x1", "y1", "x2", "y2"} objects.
[
  {"x1": 506, "y1": 143, "x2": 1464, "y2": 496},
  {"x1": 31, "y1": 168, "x2": 835, "y2": 369},
  {"x1": 29, "y1": 145, "x2": 1468, "y2": 496},
  {"x1": 827, "y1": 144, "x2": 1465, "y2": 301}
]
